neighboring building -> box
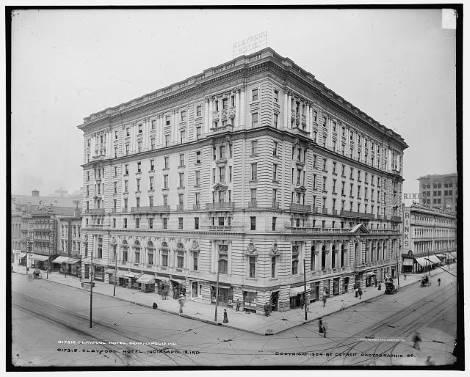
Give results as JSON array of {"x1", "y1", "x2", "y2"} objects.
[
  {"x1": 418, "y1": 173, "x2": 458, "y2": 211},
  {"x1": 53, "y1": 210, "x2": 82, "y2": 276},
  {"x1": 401, "y1": 203, "x2": 456, "y2": 273},
  {"x1": 77, "y1": 48, "x2": 407, "y2": 313}
]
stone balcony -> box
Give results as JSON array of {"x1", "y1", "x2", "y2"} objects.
[
  {"x1": 205, "y1": 202, "x2": 235, "y2": 211},
  {"x1": 130, "y1": 205, "x2": 170, "y2": 214},
  {"x1": 289, "y1": 203, "x2": 311, "y2": 213}
]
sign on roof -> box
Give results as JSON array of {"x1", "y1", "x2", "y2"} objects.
[{"x1": 233, "y1": 32, "x2": 268, "y2": 58}]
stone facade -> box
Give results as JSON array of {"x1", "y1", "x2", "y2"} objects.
[
  {"x1": 78, "y1": 48, "x2": 407, "y2": 312},
  {"x1": 418, "y1": 173, "x2": 458, "y2": 212}
]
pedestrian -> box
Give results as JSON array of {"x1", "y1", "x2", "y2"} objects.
[
  {"x1": 354, "y1": 287, "x2": 358, "y2": 298},
  {"x1": 404, "y1": 274, "x2": 407, "y2": 280},
  {"x1": 412, "y1": 332, "x2": 422, "y2": 350},
  {"x1": 322, "y1": 295, "x2": 327, "y2": 308},
  {"x1": 223, "y1": 309, "x2": 229, "y2": 323},
  {"x1": 235, "y1": 299, "x2": 240, "y2": 311},
  {"x1": 318, "y1": 318, "x2": 323, "y2": 334},
  {"x1": 358, "y1": 288, "x2": 363, "y2": 300},
  {"x1": 322, "y1": 321, "x2": 328, "y2": 338},
  {"x1": 438, "y1": 278, "x2": 441, "y2": 286},
  {"x1": 178, "y1": 294, "x2": 185, "y2": 315}
]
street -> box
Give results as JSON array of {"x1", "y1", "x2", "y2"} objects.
[{"x1": 11, "y1": 267, "x2": 457, "y2": 367}]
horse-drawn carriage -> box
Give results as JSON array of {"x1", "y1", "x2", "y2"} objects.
[
  {"x1": 420, "y1": 275, "x2": 431, "y2": 287},
  {"x1": 384, "y1": 277, "x2": 397, "y2": 294}
]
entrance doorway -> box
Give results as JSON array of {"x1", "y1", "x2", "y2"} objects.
[
  {"x1": 310, "y1": 281, "x2": 320, "y2": 302},
  {"x1": 270, "y1": 291, "x2": 279, "y2": 311}
]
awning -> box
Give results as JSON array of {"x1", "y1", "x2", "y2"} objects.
[
  {"x1": 136, "y1": 274, "x2": 155, "y2": 284},
  {"x1": 105, "y1": 268, "x2": 116, "y2": 274},
  {"x1": 31, "y1": 254, "x2": 49, "y2": 261},
  {"x1": 81, "y1": 258, "x2": 107, "y2": 266},
  {"x1": 124, "y1": 271, "x2": 142, "y2": 279},
  {"x1": 365, "y1": 272, "x2": 376, "y2": 277},
  {"x1": 67, "y1": 258, "x2": 80, "y2": 264},
  {"x1": 156, "y1": 276, "x2": 170, "y2": 283},
  {"x1": 289, "y1": 286, "x2": 308, "y2": 297},
  {"x1": 16, "y1": 252, "x2": 26, "y2": 258},
  {"x1": 52, "y1": 256, "x2": 69, "y2": 264},
  {"x1": 436, "y1": 254, "x2": 447, "y2": 259},
  {"x1": 427, "y1": 255, "x2": 441, "y2": 264},
  {"x1": 449, "y1": 252, "x2": 457, "y2": 258},
  {"x1": 416, "y1": 257, "x2": 432, "y2": 268},
  {"x1": 402, "y1": 258, "x2": 414, "y2": 266}
]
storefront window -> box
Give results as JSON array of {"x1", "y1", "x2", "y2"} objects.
[{"x1": 243, "y1": 291, "x2": 257, "y2": 311}]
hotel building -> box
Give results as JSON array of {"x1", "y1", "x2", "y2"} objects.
[
  {"x1": 419, "y1": 173, "x2": 458, "y2": 212},
  {"x1": 78, "y1": 48, "x2": 407, "y2": 312}
]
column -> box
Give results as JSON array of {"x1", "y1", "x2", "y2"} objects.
[
  {"x1": 327, "y1": 242, "x2": 333, "y2": 270},
  {"x1": 235, "y1": 90, "x2": 240, "y2": 128},
  {"x1": 207, "y1": 99, "x2": 212, "y2": 133},
  {"x1": 315, "y1": 243, "x2": 321, "y2": 272},
  {"x1": 283, "y1": 92, "x2": 288, "y2": 130},
  {"x1": 305, "y1": 103, "x2": 310, "y2": 134},
  {"x1": 240, "y1": 88, "x2": 245, "y2": 128},
  {"x1": 287, "y1": 94, "x2": 292, "y2": 129},
  {"x1": 336, "y1": 241, "x2": 342, "y2": 269}
]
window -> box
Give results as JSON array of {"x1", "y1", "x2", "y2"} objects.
[
  {"x1": 196, "y1": 105, "x2": 202, "y2": 117},
  {"x1": 135, "y1": 218, "x2": 140, "y2": 229},
  {"x1": 249, "y1": 256, "x2": 256, "y2": 278},
  {"x1": 180, "y1": 110, "x2": 186, "y2": 122},
  {"x1": 178, "y1": 217, "x2": 183, "y2": 230},
  {"x1": 149, "y1": 195, "x2": 154, "y2": 207},
  {"x1": 125, "y1": 144, "x2": 129, "y2": 155},
  {"x1": 250, "y1": 188, "x2": 257, "y2": 202},
  {"x1": 195, "y1": 170, "x2": 200, "y2": 186},
  {"x1": 163, "y1": 175, "x2": 168, "y2": 189},
  {"x1": 163, "y1": 218, "x2": 168, "y2": 229},
  {"x1": 124, "y1": 164, "x2": 129, "y2": 175},
  {"x1": 165, "y1": 115, "x2": 171, "y2": 126},
  {"x1": 252, "y1": 88, "x2": 259, "y2": 101},
  {"x1": 250, "y1": 216, "x2": 256, "y2": 230},
  {"x1": 218, "y1": 245, "x2": 228, "y2": 274},
  {"x1": 149, "y1": 218, "x2": 153, "y2": 229},
  {"x1": 137, "y1": 161, "x2": 142, "y2": 173},
  {"x1": 273, "y1": 141, "x2": 278, "y2": 157},
  {"x1": 272, "y1": 217, "x2": 277, "y2": 231},
  {"x1": 151, "y1": 119, "x2": 156, "y2": 130},
  {"x1": 252, "y1": 112, "x2": 259, "y2": 127},
  {"x1": 196, "y1": 151, "x2": 201, "y2": 164},
  {"x1": 219, "y1": 166, "x2": 225, "y2": 183},
  {"x1": 251, "y1": 140, "x2": 258, "y2": 156},
  {"x1": 194, "y1": 217, "x2": 199, "y2": 230},
  {"x1": 180, "y1": 130, "x2": 185, "y2": 143},
  {"x1": 323, "y1": 158, "x2": 327, "y2": 172},
  {"x1": 136, "y1": 197, "x2": 140, "y2": 208},
  {"x1": 229, "y1": 166, "x2": 232, "y2": 182},
  {"x1": 292, "y1": 245, "x2": 299, "y2": 275},
  {"x1": 124, "y1": 218, "x2": 128, "y2": 229},
  {"x1": 165, "y1": 134, "x2": 170, "y2": 147},
  {"x1": 323, "y1": 177, "x2": 327, "y2": 192},
  {"x1": 126, "y1": 128, "x2": 130, "y2": 137},
  {"x1": 124, "y1": 198, "x2": 128, "y2": 211},
  {"x1": 273, "y1": 89, "x2": 279, "y2": 103},
  {"x1": 136, "y1": 178, "x2": 141, "y2": 192},
  {"x1": 137, "y1": 140, "x2": 142, "y2": 152},
  {"x1": 273, "y1": 164, "x2": 278, "y2": 181},
  {"x1": 124, "y1": 180, "x2": 128, "y2": 192},
  {"x1": 251, "y1": 163, "x2": 257, "y2": 181},
  {"x1": 219, "y1": 145, "x2": 226, "y2": 159},
  {"x1": 150, "y1": 159, "x2": 155, "y2": 171},
  {"x1": 273, "y1": 113, "x2": 278, "y2": 128},
  {"x1": 164, "y1": 156, "x2": 169, "y2": 169},
  {"x1": 179, "y1": 172, "x2": 185, "y2": 188}
]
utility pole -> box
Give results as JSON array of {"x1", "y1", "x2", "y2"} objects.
[
  {"x1": 113, "y1": 247, "x2": 118, "y2": 297},
  {"x1": 428, "y1": 248, "x2": 431, "y2": 276},
  {"x1": 89, "y1": 246, "x2": 94, "y2": 328},
  {"x1": 396, "y1": 256, "x2": 400, "y2": 290},
  {"x1": 214, "y1": 257, "x2": 220, "y2": 323},
  {"x1": 303, "y1": 260, "x2": 307, "y2": 321}
]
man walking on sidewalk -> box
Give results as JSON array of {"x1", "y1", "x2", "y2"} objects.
[
  {"x1": 322, "y1": 294, "x2": 327, "y2": 308},
  {"x1": 438, "y1": 278, "x2": 441, "y2": 286},
  {"x1": 358, "y1": 288, "x2": 363, "y2": 300}
]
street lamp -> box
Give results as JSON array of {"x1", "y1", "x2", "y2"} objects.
[
  {"x1": 89, "y1": 246, "x2": 94, "y2": 328},
  {"x1": 214, "y1": 256, "x2": 220, "y2": 323}
]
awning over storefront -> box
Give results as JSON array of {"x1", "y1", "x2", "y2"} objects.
[
  {"x1": 105, "y1": 268, "x2": 116, "y2": 274},
  {"x1": 427, "y1": 255, "x2": 441, "y2": 264},
  {"x1": 31, "y1": 254, "x2": 49, "y2": 261},
  {"x1": 81, "y1": 258, "x2": 108, "y2": 265},
  {"x1": 52, "y1": 256, "x2": 69, "y2": 264},
  {"x1": 67, "y1": 258, "x2": 80, "y2": 264},
  {"x1": 449, "y1": 252, "x2": 457, "y2": 259},
  {"x1": 136, "y1": 274, "x2": 155, "y2": 284},
  {"x1": 402, "y1": 258, "x2": 414, "y2": 266},
  {"x1": 16, "y1": 252, "x2": 26, "y2": 258},
  {"x1": 289, "y1": 286, "x2": 308, "y2": 297},
  {"x1": 415, "y1": 257, "x2": 432, "y2": 268},
  {"x1": 436, "y1": 254, "x2": 447, "y2": 259},
  {"x1": 365, "y1": 272, "x2": 376, "y2": 277},
  {"x1": 124, "y1": 271, "x2": 142, "y2": 279}
]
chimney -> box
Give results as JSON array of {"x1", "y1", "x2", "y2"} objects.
[
  {"x1": 73, "y1": 200, "x2": 80, "y2": 217},
  {"x1": 32, "y1": 190, "x2": 39, "y2": 197}
]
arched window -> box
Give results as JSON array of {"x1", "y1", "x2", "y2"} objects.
[
  {"x1": 161, "y1": 241, "x2": 169, "y2": 267},
  {"x1": 133, "y1": 240, "x2": 141, "y2": 264},
  {"x1": 147, "y1": 241, "x2": 154, "y2": 266},
  {"x1": 121, "y1": 240, "x2": 128, "y2": 263}
]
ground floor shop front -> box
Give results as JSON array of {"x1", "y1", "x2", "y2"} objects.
[{"x1": 81, "y1": 262, "x2": 395, "y2": 314}]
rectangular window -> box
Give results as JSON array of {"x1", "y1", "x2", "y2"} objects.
[
  {"x1": 251, "y1": 163, "x2": 257, "y2": 181},
  {"x1": 150, "y1": 159, "x2": 155, "y2": 171},
  {"x1": 273, "y1": 164, "x2": 278, "y2": 181},
  {"x1": 250, "y1": 216, "x2": 256, "y2": 230},
  {"x1": 149, "y1": 218, "x2": 153, "y2": 229},
  {"x1": 194, "y1": 217, "x2": 199, "y2": 230},
  {"x1": 137, "y1": 161, "x2": 141, "y2": 173},
  {"x1": 272, "y1": 217, "x2": 277, "y2": 231},
  {"x1": 124, "y1": 218, "x2": 128, "y2": 229},
  {"x1": 252, "y1": 112, "x2": 259, "y2": 127},
  {"x1": 273, "y1": 141, "x2": 278, "y2": 156},
  {"x1": 251, "y1": 140, "x2": 258, "y2": 156},
  {"x1": 165, "y1": 134, "x2": 170, "y2": 147},
  {"x1": 163, "y1": 218, "x2": 168, "y2": 229},
  {"x1": 178, "y1": 217, "x2": 183, "y2": 230},
  {"x1": 196, "y1": 105, "x2": 202, "y2": 117},
  {"x1": 149, "y1": 176, "x2": 154, "y2": 191},
  {"x1": 196, "y1": 151, "x2": 201, "y2": 164},
  {"x1": 195, "y1": 170, "x2": 200, "y2": 186},
  {"x1": 163, "y1": 175, "x2": 168, "y2": 189},
  {"x1": 136, "y1": 218, "x2": 140, "y2": 229},
  {"x1": 136, "y1": 197, "x2": 140, "y2": 208},
  {"x1": 136, "y1": 178, "x2": 141, "y2": 192},
  {"x1": 179, "y1": 172, "x2": 185, "y2": 188},
  {"x1": 249, "y1": 256, "x2": 256, "y2": 278},
  {"x1": 149, "y1": 196, "x2": 154, "y2": 207},
  {"x1": 252, "y1": 88, "x2": 259, "y2": 101},
  {"x1": 273, "y1": 113, "x2": 278, "y2": 128}
]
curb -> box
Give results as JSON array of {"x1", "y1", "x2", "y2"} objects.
[{"x1": 12, "y1": 267, "x2": 451, "y2": 336}]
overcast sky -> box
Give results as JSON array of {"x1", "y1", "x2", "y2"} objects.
[{"x1": 11, "y1": 8, "x2": 456, "y2": 197}]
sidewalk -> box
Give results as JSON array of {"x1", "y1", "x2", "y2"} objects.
[{"x1": 12, "y1": 264, "x2": 451, "y2": 335}]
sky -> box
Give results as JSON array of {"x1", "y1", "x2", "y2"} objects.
[{"x1": 10, "y1": 8, "x2": 457, "y2": 197}]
